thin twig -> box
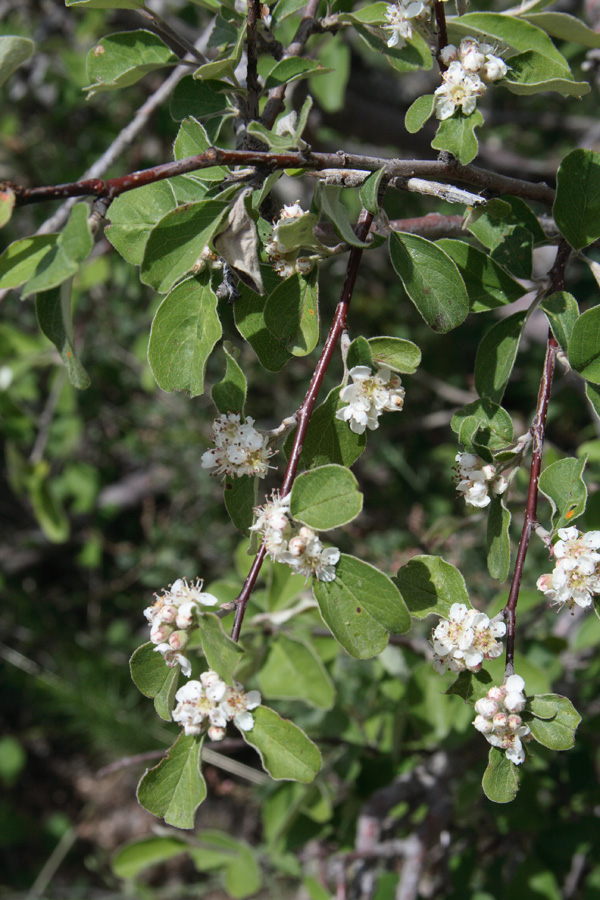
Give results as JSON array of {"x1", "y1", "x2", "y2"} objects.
[
  {"x1": 503, "y1": 240, "x2": 571, "y2": 677},
  {"x1": 246, "y1": 0, "x2": 262, "y2": 122},
  {"x1": 230, "y1": 209, "x2": 374, "y2": 642},
  {"x1": 433, "y1": 0, "x2": 449, "y2": 70},
  {"x1": 138, "y1": 6, "x2": 207, "y2": 63}
]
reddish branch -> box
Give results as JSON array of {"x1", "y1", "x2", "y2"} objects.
[
  {"x1": 503, "y1": 240, "x2": 571, "y2": 677},
  {"x1": 433, "y1": 0, "x2": 449, "y2": 71},
  {"x1": 230, "y1": 209, "x2": 374, "y2": 642},
  {"x1": 4, "y1": 149, "x2": 555, "y2": 207}
]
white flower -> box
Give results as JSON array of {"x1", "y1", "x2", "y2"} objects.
[
  {"x1": 536, "y1": 527, "x2": 600, "y2": 611},
  {"x1": 201, "y1": 413, "x2": 275, "y2": 479},
  {"x1": 454, "y1": 451, "x2": 508, "y2": 509},
  {"x1": 472, "y1": 676, "x2": 531, "y2": 765},
  {"x1": 266, "y1": 202, "x2": 318, "y2": 279},
  {"x1": 482, "y1": 53, "x2": 508, "y2": 83},
  {"x1": 172, "y1": 671, "x2": 261, "y2": 739},
  {"x1": 384, "y1": 0, "x2": 428, "y2": 48},
  {"x1": 336, "y1": 365, "x2": 405, "y2": 435},
  {"x1": 144, "y1": 577, "x2": 219, "y2": 653},
  {"x1": 431, "y1": 603, "x2": 506, "y2": 675},
  {"x1": 154, "y1": 643, "x2": 192, "y2": 677},
  {"x1": 250, "y1": 492, "x2": 293, "y2": 562},
  {"x1": 434, "y1": 60, "x2": 485, "y2": 119}
]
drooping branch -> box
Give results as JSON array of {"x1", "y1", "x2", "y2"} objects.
[
  {"x1": 4, "y1": 148, "x2": 556, "y2": 208},
  {"x1": 503, "y1": 239, "x2": 571, "y2": 678},
  {"x1": 230, "y1": 209, "x2": 374, "y2": 643}
]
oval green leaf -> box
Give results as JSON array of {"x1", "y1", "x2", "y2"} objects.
[
  {"x1": 290, "y1": 464, "x2": 363, "y2": 530},
  {"x1": 241, "y1": 706, "x2": 321, "y2": 782},
  {"x1": 137, "y1": 734, "x2": 206, "y2": 829},
  {"x1": 368, "y1": 336, "x2": 421, "y2": 374},
  {"x1": 474, "y1": 311, "x2": 527, "y2": 404},
  {"x1": 538, "y1": 456, "x2": 587, "y2": 530},
  {"x1": 482, "y1": 746, "x2": 521, "y2": 803},
  {"x1": 394, "y1": 554, "x2": 470, "y2": 619},
  {"x1": 257, "y1": 635, "x2": 335, "y2": 709},
  {"x1": 555, "y1": 150, "x2": 600, "y2": 250}
]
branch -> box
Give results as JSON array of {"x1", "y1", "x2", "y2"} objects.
[
  {"x1": 138, "y1": 6, "x2": 207, "y2": 63},
  {"x1": 5, "y1": 149, "x2": 556, "y2": 207},
  {"x1": 230, "y1": 209, "x2": 374, "y2": 642},
  {"x1": 245, "y1": 0, "x2": 262, "y2": 123},
  {"x1": 433, "y1": 0, "x2": 449, "y2": 70},
  {"x1": 503, "y1": 239, "x2": 571, "y2": 678}
]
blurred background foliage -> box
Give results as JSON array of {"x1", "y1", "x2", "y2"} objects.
[{"x1": 2, "y1": 0, "x2": 600, "y2": 897}]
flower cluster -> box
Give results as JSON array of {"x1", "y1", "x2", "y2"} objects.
[
  {"x1": 336, "y1": 365, "x2": 405, "y2": 435},
  {"x1": 193, "y1": 245, "x2": 223, "y2": 274},
  {"x1": 250, "y1": 492, "x2": 340, "y2": 582},
  {"x1": 536, "y1": 526, "x2": 600, "y2": 611},
  {"x1": 455, "y1": 451, "x2": 508, "y2": 509},
  {"x1": 384, "y1": 0, "x2": 430, "y2": 49},
  {"x1": 173, "y1": 670, "x2": 261, "y2": 741},
  {"x1": 431, "y1": 603, "x2": 506, "y2": 674},
  {"x1": 473, "y1": 675, "x2": 532, "y2": 765},
  {"x1": 201, "y1": 413, "x2": 275, "y2": 479},
  {"x1": 435, "y1": 38, "x2": 508, "y2": 120},
  {"x1": 265, "y1": 201, "x2": 316, "y2": 279},
  {"x1": 144, "y1": 579, "x2": 219, "y2": 676}
]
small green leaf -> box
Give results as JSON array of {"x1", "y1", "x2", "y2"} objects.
[
  {"x1": 482, "y1": 746, "x2": 521, "y2": 803},
  {"x1": 394, "y1": 554, "x2": 470, "y2": 619},
  {"x1": 436, "y1": 239, "x2": 525, "y2": 312},
  {"x1": 528, "y1": 694, "x2": 581, "y2": 750},
  {"x1": 290, "y1": 464, "x2": 363, "y2": 530},
  {"x1": 474, "y1": 311, "x2": 527, "y2": 404},
  {"x1": 172, "y1": 117, "x2": 228, "y2": 181},
  {"x1": 540, "y1": 291, "x2": 579, "y2": 352},
  {"x1": 466, "y1": 197, "x2": 538, "y2": 280},
  {"x1": 451, "y1": 398, "x2": 514, "y2": 460},
  {"x1": 198, "y1": 612, "x2": 243, "y2": 684},
  {"x1": 284, "y1": 386, "x2": 366, "y2": 470},
  {"x1": 0, "y1": 36, "x2": 34, "y2": 89},
  {"x1": 346, "y1": 336, "x2": 374, "y2": 371},
  {"x1": 487, "y1": 497, "x2": 511, "y2": 582},
  {"x1": 446, "y1": 668, "x2": 493, "y2": 703},
  {"x1": 113, "y1": 836, "x2": 187, "y2": 880},
  {"x1": 309, "y1": 35, "x2": 350, "y2": 114},
  {"x1": 405, "y1": 94, "x2": 435, "y2": 133},
  {"x1": 36, "y1": 283, "x2": 91, "y2": 390},
  {"x1": 141, "y1": 199, "x2": 229, "y2": 294},
  {"x1": 313, "y1": 554, "x2": 410, "y2": 659},
  {"x1": 527, "y1": 695, "x2": 557, "y2": 720},
  {"x1": 130, "y1": 641, "x2": 179, "y2": 721},
  {"x1": 85, "y1": 30, "x2": 178, "y2": 97},
  {"x1": 224, "y1": 474, "x2": 257, "y2": 535},
  {"x1": 432, "y1": 110, "x2": 483, "y2": 166},
  {"x1": 265, "y1": 57, "x2": 328, "y2": 90},
  {"x1": 526, "y1": 12, "x2": 600, "y2": 48},
  {"x1": 318, "y1": 185, "x2": 370, "y2": 248},
  {"x1": 105, "y1": 180, "x2": 177, "y2": 265},
  {"x1": 212, "y1": 341, "x2": 247, "y2": 414},
  {"x1": 389, "y1": 232, "x2": 469, "y2": 333},
  {"x1": 539, "y1": 456, "x2": 587, "y2": 530},
  {"x1": 569, "y1": 306, "x2": 600, "y2": 383},
  {"x1": 264, "y1": 270, "x2": 319, "y2": 357},
  {"x1": 554, "y1": 150, "x2": 600, "y2": 250},
  {"x1": 22, "y1": 202, "x2": 93, "y2": 299},
  {"x1": 359, "y1": 168, "x2": 386, "y2": 215},
  {"x1": 257, "y1": 635, "x2": 335, "y2": 709},
  {"x1": 234, "y1": 267, "x2": 293, "y2": 372},
  {"x1": 241, "y1": 706, "x2": 321, "y2": 782},
  {"x1": 367, "y1": 336, "x2": 421, "y2": 374},
  {"x1": 170, "y1": 76, "x2": 232, "y2": 121},
  {"x1": 148, "y1": 273, "x2": 221, "y2": 397},
  {"x1": 137, "y1": 734, "x2": 206, "y2": 829},
  {"x1": 502, "y1": 52, "x2": 589, "y2": 98}
]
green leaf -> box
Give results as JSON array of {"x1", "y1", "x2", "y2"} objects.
[
  {"x1": 198, "y1": 612, "x2": 243, "y2": 684},
  {"x1": 224, "y1": 474, "x2": 257, "y2": 535},
  {"x1": 148, "y1": 273, "x2": 221, "y2": 396},
  {"x1": 540, "y1": 291, "x2": 579, "y2": 352},
  {"x1": 22, "y1": 202, "x2": 93, "y2": 298},
  {"x1": 446, "y1": 668, "x2": 493, "y2": 703},
  {"x1": 539, "y1": 456, "x2": 587, "y2": 530},
  {"x1": 487, "y1": 497, "x2": 511, "y2": 582},
  {"x1": 212, "y1": 341, "x2": 246, "y2": 414},
  {"x1": 27, "y1": 462, "x2": 70, "y2": 543},
  {"x1": 569, "y1": 306, "x2": 600, "y2": 382},
  {"x1": 313, "y1": 554, "x2": 410, "y2": 659},
  {"x1": 502, "y1": 51, "x2": 589, "y2": 98},
  {"x1": 105, "y1": 181, "x2": 177, "y2": 266},
  {"x1": 264, "y1": 271, "x2": 319, "y2": 357},
  {"x1": 241, "y1": 706, "x2": 321, "y2": 782},
  {"x1": 66, "y1": 0, "x2": 143, "y2": 7},
  {"x1": 265, "y1": 57, "x2": 329, "y2": 90},
  {"x1": 525, "y1": 12, "x2": 600, "y2": 48},
  {"x1": 482, "y1": 746, "x2": 521, "y2": 803},
  {"x1": 554, "y1": 149, "x2": 600, "y2": 250},
  {"x1": 0, "y1": 36, "x2": 34, "y2": 89},
  {"x1": 0, "y1": 186, "x2": 15, "y2": 229},
  {"x1": 436, "y1": 239, "x2": 525, "y2": 313},
  {"x1": 189, "y1": 832, "x2": 262, "y2": 899},
  {"x1": 290, "y1": 464, "x2": 363, "y2": 531},
  {"x1": 337, "y1": 3, "x2": 388, "y2": 25},
  {"x1": 137, "y1": 734, "x2": 206, "y2": 829},
  {"x1": 172, "y1": 118, "x2": 228, "y2": 182},
  {"x1": 346, "y1": 336, "x2": 374, "y2": 371},
  {"x1": 474, "y1": 311, "x2": 527, "y2": 404},
  {"x1": 431, "y1": 110, "x2": 483, "y2": 166},
  {"x1": 527, "y1": 695, "x2": 557, "y2": 720},
  {"x1": 141, "y1": 199, "x2": 229, "y2": 294},
  {"x1": 389, "y1": 231, "x2": 469, "y2": 333},
  {"x1": 466, "y1": 196, "x2": 541, "y2": 279},
  {"x1": 284, "y1": 386, "x2": 366, "y2": 470},
  {"x1": 129, "y1": 641, "x2": 179, "y2": 721},
  {"x1": 528, "y1": 694, "x2": 581, "y2": 750},
  {"x1": 394, "y1": 554, "x2": 470, "y2": 620},
  {"x1": 451, "y1": 398, "x2": 514, "y2": 460},
  {"x1": 405, "y1": 94, "x2": 435, "y2": 134},
  {"x1": 257, "y1": 635, "x2": 335, "y2": 709},
  {"x1": 309, "y1": 35, "x2": 350, "y2": 114},
  {"x1": 170, "y1": 76, "x2": 232, "y2": 121},
  {"x1": 448, "y1": 12, "x2": 570, "y2": 69},
  {"x1": 234, "y1": 269, "x2": 294, "y2": 372},
  {"x1": 367, "y1": 336, "x2": 421, "y2": 374},
  {"x1": 84, "y1": 30, "x2": 178, "y2": 97},
  {"x1": 318, "y1": 185, "x2": 370, "y2": 248},
  {"x1": 354, "y1": 22, "x2": 432, "y2": 72},
  {"x1": 359, "y1": 168, "x2": 386, "y2": 216},
  {"x1": 36, "y1": 283, "x2": 91, "y2": 390},
  {"x1": 113, "y1": 836, "x2": 187, "y2": 879},
  {"x1": 586, "y1": 383, "x2": 600, "y2": 421}
]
